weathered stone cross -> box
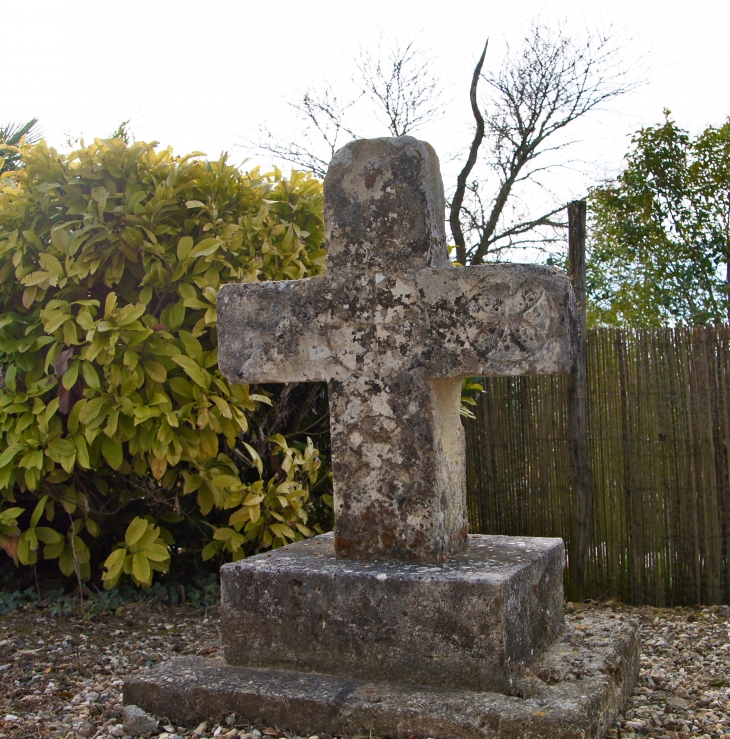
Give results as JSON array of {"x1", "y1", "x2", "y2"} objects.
[{"x1": 218, "y1": 137, "x2": 576, "y2": 563}]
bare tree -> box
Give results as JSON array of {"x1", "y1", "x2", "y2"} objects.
[
  {"x1": 254, "y1": 88, "x2": 361, "y2": 179},
  {"x1": 251, "y1": 35, "x2": 444, "y2": 177},
  {"x1": 451, "y1": 23, "x2": 634, "y2": 264},
  {"x1": 251, "y1": 23, "x2": 634, "y2": 265},
  {"x1": 354, "y1": 37, "x2": 445, "y2": 137}
]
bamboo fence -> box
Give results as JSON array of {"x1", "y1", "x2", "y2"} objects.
[{"x1": 464, "y1": 326, "x2": 730, "y2": 606}]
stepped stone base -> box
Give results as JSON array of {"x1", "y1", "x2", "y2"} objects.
[
  {"x1": 124, "y1": 611, "x2": 639, "y2": 739},
  {"x1": 220, "y1": 533, "x2": 564, "y2": 694}
]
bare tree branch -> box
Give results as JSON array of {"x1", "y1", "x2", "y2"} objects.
[
  {"x1": 450, "y1": 41, "x2": 488, "y2": 265},
  {"x1": 250, "y1": 37, "x2": 445, "y2": 176},
  {"x1": 354, "y1": 35, "x2": 445, "y2": 137},
  {"x1": 249, "y1": 23, "x2": 635, "y2": 266},
  {"x1": 456, "y1": 22, "x2": 634, "y2": 264},
  {"x1": 252, "y1": 86, "x2": 361, "y2": 178}
]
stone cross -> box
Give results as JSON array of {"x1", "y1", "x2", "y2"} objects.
[{"x1": 218, "y1": 137, "x2": 577, "y2": 563}]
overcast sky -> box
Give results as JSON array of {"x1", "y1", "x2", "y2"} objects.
[{"x1": 7, "y1": 0, "x2": 730, "y2": 237}]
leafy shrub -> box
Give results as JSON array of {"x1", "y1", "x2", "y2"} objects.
[{"x1": 0, "y1": 137, "x2": 332, "y2": 590}]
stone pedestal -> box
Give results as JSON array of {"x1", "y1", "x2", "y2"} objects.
[
  {"x1": 124, "y1": 535, "x2": 639, "y2": 738},
  {"x1": 221, "y1": 533, "x2": 563, "y2": 694}
]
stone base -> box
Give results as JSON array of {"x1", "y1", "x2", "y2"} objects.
[
  {"x1": 220, "y1": 533, "x2": 564, "y2": 694},
  {"x1": 124, "y1": 612, "x2": 639, "y2": 739}
]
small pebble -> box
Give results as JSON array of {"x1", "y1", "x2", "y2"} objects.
[{"x1": 2, "y1": 601, "x2": 730, "y2": 737}]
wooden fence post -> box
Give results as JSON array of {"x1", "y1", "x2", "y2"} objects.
[{"x1": 567, "y1": 199, "x2": 595, "y2": 601}]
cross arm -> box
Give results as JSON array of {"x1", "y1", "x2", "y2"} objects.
[
  {"x1": 217, "y1": 276, "x2": 334, "y2": 384},
  {"x1": 417, "y1": 264, "x2": 578, "y2": 377}
]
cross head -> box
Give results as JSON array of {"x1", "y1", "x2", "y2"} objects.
[{"x1": 218, "y1": 137, "x2": 577, "y2": 562}]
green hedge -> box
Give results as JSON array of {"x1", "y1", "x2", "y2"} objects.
[{"x1": 0, "y1": 137, "x2": 332, "y2": 590}]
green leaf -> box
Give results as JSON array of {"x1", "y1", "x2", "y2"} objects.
[
  {"x1": 75, "y1": 310, "x2": 95, "y2": 331},
  {"x1": 47, "y1": 438, "x2": 75, "y2": 456},
  {"x1": 5, "y1": 364, "x2": 17, "y2": 392},
  {"x1": 104, "y1": 292, "x2": 118, "y2": 317},
  {"x1": 81, "y1": 362, "x2": 100, "y2": 389},
  {"x1": 139, "y1": 286, "x2": 153, "y2": 305},
  {"x1": 177, "y1": 236, "x2": 194, "y2": 260},
  {"x1": 211, "y1": 474, "x2": 242, "y2": 489},
  {"x1": 125, "y1": 517, "x2": 148, "y2": 547},
  {"x1": 169, "y1": 376, "x2": 194, "y2": 398},
  {"x1": 101, "y1": 435, "x2": 123, "y2": 470},
  {"x1": 142, "y1": 542, "x2": 169, "y2": 562},
  {"x1": 39, "y1": 252, "x2": 64, "y2": 277},
  {"x1": 44, "y1": 312, "x2": 71, "y2": 334},
  {"x1": 197, "y1": 486, "x2": 214, "y2": 516},
  {"x1": 132, "y1": 551, "x2": 151, "y2": 585},
  {"x1": 30, "y1": 495, "x2": 49, "y2": 528},
  {"x1": 35, "y1": 526, "x2": 63, "y2": 545},
  {"x1": 242, "y1": 442, "x2": 263, "y2": 475},
  {"x1": 17, "y1": 531, "x2": 35, "y2": 565},
  {"x1": 143, "y1": 361, "x2": 167, "y2": 384},
  {"x1": 62, "y1": 361, "x2": 80, "y2": 390},
  {"x1": 213, "y1": 527, "x2": 233, "y2": 541},
  {"x1": 103, "y1": 547, "x2": 126, "y2": 581},
  {"x1": 179, "y1": 331, "x2": 203, "y2": 364},
  {"x1": 178, "y1": 282, "x2": 197, "y2": 301},
  {"x1": 58, "y1": 543, "x2": 76, "y2": 576},
  {"x1": 0, "y1": 444, "x2": 23, "y2": 469},
  {"x1": 167, "y1": 300, "x2": 185, "y2": 330},
  {"x1": 19, "y1": 450, "x2": 43, "y2": 470},
  {"x1": 270, "y1": 523, "x2": 296, "y2": 541},
  {"x1": 43, "y1": 538, "x2": 65, "y2": 560},
  {"x1": 73, "y1": 435, "x2": 90, "y2": 469},
  {"x1": 171, "y1": 355, "x2": 210, "y2": 389},
  {"x1": 79, "y1": 396, "x2": 108, "y2": 426},
  {"x1": 188, "y1": 238, "x2": 220, "y2": 259},
  {"x1": 201, "y1": 542, "x2": 219, "y2": 561}
]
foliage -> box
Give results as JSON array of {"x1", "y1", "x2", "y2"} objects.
[
  {"x1": 0, "y1": 119, "x2": 41, "y2": 173},
  {"x1": 588, "y1": 113, "x2": 730, "y2": 327},
  {"x1": 0, "y1": 572, "x2": 221, "y2": 615},
  {"x1": 0, "y1": 136, "x2": 331, "y2": 590},
  {"x1": 459, "y1": 379, "x2": 484, "y2": 419},
  {"x1": 108, "y1": 120, "x2": 132, "y2": 146}
]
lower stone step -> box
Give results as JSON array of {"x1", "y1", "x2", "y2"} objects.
[{"x1": 124, "y1": 611, "x2": 638, "y2": 739}]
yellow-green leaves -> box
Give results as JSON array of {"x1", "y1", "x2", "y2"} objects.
[
  {"x1": 102, "y1": 517, "x2": 170, "y2": 589},
  {"x1": 102, "y1": 548, "x2": 126, "y2": 588},
  {"x1": 0, "y1": 135, "x2": 328, "y2": 589},
  {"x1": 171, "y1": 354, "x2": 210, "y2": 390},
  {"x1": 224, "y1": 436, "x2": 321, "y2": 553},
  {"x1": 460, "y1": 378, "x2": 484, "y2": 419},
  {"x1": 0, "y1": 505, "x2": 23, "y2": 562},
  {"x1": 16, "y1": 495, "x2": 66, "y2": 569}
]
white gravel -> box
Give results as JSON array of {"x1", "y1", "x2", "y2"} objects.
[{"x1": 1, "y1": 600, "x2": 729, "y2": 738}]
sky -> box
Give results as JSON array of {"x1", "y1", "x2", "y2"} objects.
[{"x1": 6, "y1": 0, "x2": 730, "y2": 251}]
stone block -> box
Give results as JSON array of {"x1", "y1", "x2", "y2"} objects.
[
  {"x1": 124, "y1": 611, "x2": 639, "y2": 739},
  {"x1": 220, "y1": 533, "x2": 564, "y2": 694}
]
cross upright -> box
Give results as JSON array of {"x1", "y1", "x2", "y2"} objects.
[{"x1": 218, "y1": 137, "x2": 577, "y2": 563}]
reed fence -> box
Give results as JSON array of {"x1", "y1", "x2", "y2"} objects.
[{"x1": 464, "y1": 326, "x2": 730, "y2": 606}]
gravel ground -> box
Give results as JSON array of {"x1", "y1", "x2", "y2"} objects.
[{"x1": 1, "y1": 599, "x2": 729, "y2": 738}]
